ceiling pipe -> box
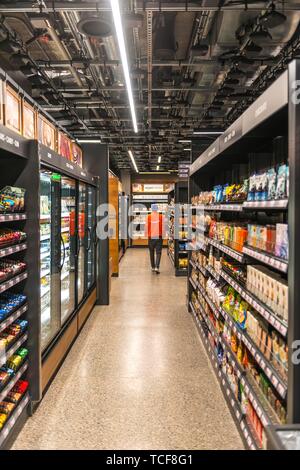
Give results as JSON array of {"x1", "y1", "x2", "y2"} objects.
[
  {"x1": 1, "y1": 2, "x2": 298, "y2": 13},
  {"x1": 35, "y1": 59, "x2": 223, "y2": 67}
]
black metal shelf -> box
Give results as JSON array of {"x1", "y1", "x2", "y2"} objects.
[
  {"x1": 190, "y1": 271, "x2": 287, "y2": 400},
  {"x1": 206, "y1": 265, "x2": 221, "y2": 282},
  {"x1": 0, "y1": 332, "x2": 28, "y2": 369},
  {"x1": 243, "y1": 245, "x2": 288, "y2": 274},
  {"x1": 208, "y1": 238, "x2": 245, "y2": 263},
  {"x1": 189, "y1": 301, "x2": 260, "y2": 450},
  {"x1": 0, "y1": 242, "x2": 27, "y2": 259},
  {"x1": 243, "y1": 200, "x2": 288, "y2": 210},
  {"x1": 189, "y1": 259, "x2": 207, "y2": 278},
  {"x1": 0, "y1": 361, "x2": 28, "y2": 403},
  {"x1": 220, "y1": 270, "x2": 288, "y2": 337},
  {"x1": 0, "y1": 303, "x2": 28, "y2": 335},
  {"x1": 0, "y1": 271, "x2": 28, "y2": 295},
  {"x1": 194, "y1": 204, "x2": 243, "y2": 212},
  {"x1": 0, "y1": 214, "x2": 26, "y2": 223},
  {"x1": 0, "y1": 392, "x2": 29, "y2": 447}
]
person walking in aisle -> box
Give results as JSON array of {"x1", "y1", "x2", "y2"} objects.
[{"x1": 146, "y1": 204, "x2": 164, "y2": 274}]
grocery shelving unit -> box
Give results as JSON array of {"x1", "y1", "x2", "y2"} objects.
[
  {"x1": 188, "y1": 62, "x2": 300, "y2": 450},
  {"x1": 167, "y1": 182, "x2": 189, "y2": 276},
  {"x1": 0, "y1": 125, "x2": 40, "y2": 449}
]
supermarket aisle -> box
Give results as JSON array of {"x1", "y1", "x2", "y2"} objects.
[{"x1": 13, "y1": 249, "x2": 243, "y2": 450}]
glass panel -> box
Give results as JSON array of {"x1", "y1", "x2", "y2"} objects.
[
  {"x1": 77, "y1": 183, "x2": 86, "y2": 304},
  {"x1": 40, "y1": 170, "x2": 60, "y2": 350},
  {"x1": 87, "y1": 186, "x2": 96, "y2": 290},
  {"x1": 61, "y1": 177, "x2": 76, "y2": 323}
]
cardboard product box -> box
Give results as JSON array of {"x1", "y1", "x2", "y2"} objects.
[
  {"x1": 22, "y1": 100, "x2": 36, "y2": 139},
  {"x1": 4, "y1": 85, "x2": 21, "y2": 134}
]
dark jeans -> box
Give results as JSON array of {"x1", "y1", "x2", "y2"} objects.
[{"x1": 148, "y1": 238, "x2": 163, "y2": 269}]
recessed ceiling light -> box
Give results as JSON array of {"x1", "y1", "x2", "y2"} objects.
[
  {"x1": 128, "y1": 150, "x2": 139, "y2": 173},
  {"x1": 193, "y1": 131, "x2": 222, "y2": 135},
  {"x1": 110, "y1": 0, "x2": 138, "y2": 133}
]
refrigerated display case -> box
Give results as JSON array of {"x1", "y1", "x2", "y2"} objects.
[
  {"x1": 86, "y1": 185, "x2": 96, "y2": 291},
  {"x1": 39, "y1": 170, "x2": 97, "y2": 354},
  {"x1": 60, "y1": 177, "x2": 76, "y2": 323}
]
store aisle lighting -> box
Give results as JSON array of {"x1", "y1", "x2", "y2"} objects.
[
  {"x1": 77, "y1": 139, "x2": 102, "y2": 143},
  {"x1": 158, "y1": 156, "x2": 161, "y2": 163},
  {"x1": 193, "y1": 131, "x2": 222, "y2": 135},
  {"x1": 156, "y1": 165, "x2": 160, "y2": 171},
  {"x1": 183, "y1": 148, "x2": 191, "y2": 151},
  {"x1": 110, "y1": 0, "x2": 138, "y2": 133},
  {"x1": 178, "y1": 140, "x2": 191, "y2": 143},
  {"x1": 128, "y1": 150, "x2": 139, "y2": 173}
]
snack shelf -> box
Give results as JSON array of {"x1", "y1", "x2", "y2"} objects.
[
  {"x1": 243, "y1": 200, "x2": 288, "y2": 210},
  {"x1": 61, "y1": 212, "x2": 70, "y2": 218},
  {"x1": 179, "y1": 250, "x2": 188, "y2": 254},
  {"x1": 40, "y1": 214, "x2": 50, "y2": 220},
  {"x1": 0, "y1": 272, "x2": 28, "y2": 295},
  {"x1": 0, "y1": 214, "x2": 26, "y2": 223},
  {"x1": 242, "y1": 246, "x2": 288, "y2": 274},
  {"x1": 220, "y1": 270, "x2": 288, "y2": 337},
  {"x1": 192, "y1": 266, "x2": 288, "y2": 401},
  {"x1": 208, "y1": 238, "x2": 244, "y2": 263},
  {"x1": 197, "y1": 290, "x2": 279, "y2": 429},
  {"x1": 0, "y1": 333, "x2": 28, "y2": 369},
  {"x1": 0, "y1": 303, "x2": 28, "y2": 335},
  {"x1": 0, "y1": 361, "x2": 28, "y2": 403},
  {"x1": 189, "y1": 277, "x2": 198, "y2": 292},
  {"x1": 206, "y1": 265, "x2": 221, "y2": 282},
  {"x1": 61, "y1": 227, "x2": 69, "y2": 233},
  {"x1": 189, "y1": 301, "x2": 260, "y2": 450},
  {"x1": 218, "y1": 304, "x2": 287, "y2": 400},
  {"x1": 189, "y1": 259, "x2": 207, "y2": 277},
  {"x1": 0, "y1": 242, "x2": 27, "y2": 259},
  {"x1": 0, "y1": 392, "x2": 29, "y2": 447}
]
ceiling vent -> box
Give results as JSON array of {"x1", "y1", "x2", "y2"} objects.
[{"x1": 77, "y1": 16, "x2": 112, "y2": 38}]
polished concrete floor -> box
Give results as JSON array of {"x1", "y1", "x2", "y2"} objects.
[{"x1": 13, "y1": 249, "x2": 244, "y2": 450}]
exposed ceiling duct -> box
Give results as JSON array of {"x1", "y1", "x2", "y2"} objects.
[{"x1": 0, "y1": 0, "x2": 299, "y2": 172}]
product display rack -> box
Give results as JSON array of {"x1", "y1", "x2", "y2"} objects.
[
  {"x1": 0, "y1": 126, "x2": 40, "y2": 449},
  {"x1": 167, "y1": 182, "x2": 188, "y2": 276},
  {"x1": 188, "y1": 62, "x2": 300, "y2": 450}
]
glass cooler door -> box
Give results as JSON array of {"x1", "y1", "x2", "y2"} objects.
[
  {"x1": 77, "y1": 183, "x2": 86, "y2": 304},
  {"x1": 60, "y1": 177, "x2": 76, "y2": 323},
  {"x1": 86, "y1": 185, "x2": 96, "y2": 291},
  {"x1": 40, "y1": 170, "x2": 60, "y2": 351}
]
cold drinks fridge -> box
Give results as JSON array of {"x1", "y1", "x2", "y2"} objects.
[{"x1": 40, "y1": 169, "x2": 97, "y2": 352}]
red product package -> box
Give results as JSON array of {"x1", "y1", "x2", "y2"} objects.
[{"x1": 11, "y1": 379, "x2": 28, "y2": 394}]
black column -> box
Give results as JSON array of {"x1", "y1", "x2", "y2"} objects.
[
  {"x1": 288, "y1": 59, "x2": 300, "y2": 423},
  {"x1": 82, "y1": 143, "x2": 110, "y2": 305}
]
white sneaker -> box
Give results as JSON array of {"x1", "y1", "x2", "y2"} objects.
[
  {"x1": 151, "y1": 268, "x2": 155, "y2": 272},
  {"x1": 155, "y1": 267, "x2": 160, "y2": 274}
]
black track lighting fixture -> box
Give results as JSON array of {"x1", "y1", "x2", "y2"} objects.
[
  {"x1": 0, "y1": 35, "x2": 20, "y2": 53},
  {"x1": 261, "y1": 3, "x2": 287, "y2": 29},
  {"x1": 250, "y1": 27, "x2": 272, "y2": 45}
]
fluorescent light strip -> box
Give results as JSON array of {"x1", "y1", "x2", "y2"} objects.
[
  {"x1": 183, "y1": 148, "x2": 191, "y2": 151},
  {"x1": 110, "y1": 0, "x2": 138, "y2": 133},
  {"x1": 158, "y1": 156, "x2": 161, "y2": 163},
  {"x1": 77, "y1": 139, "x2": 101, "y2": 143},
  {"x1": 178, "y1": 140, "x2": 191, "y2": 143},
  {"x1": 193, "y1": 131, "x2": 222, "y2": 135},
  {"x1": 156, "y1": 165, "x2": 160, "y2": 171},
  {"x1": 128, "y1": 150, "x2": 139, "y2": 173}
]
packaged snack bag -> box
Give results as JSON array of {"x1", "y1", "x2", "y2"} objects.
[
  {"x1": 267, "y1": 168, "x2": 277, "y2": 200},
  {"x1": 275, "y1": 164, "x2": 288, "y2": 200}
]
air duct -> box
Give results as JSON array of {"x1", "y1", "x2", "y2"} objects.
[{"x1": 154, "y1": 13, "x2": 177, "y2": 60}]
